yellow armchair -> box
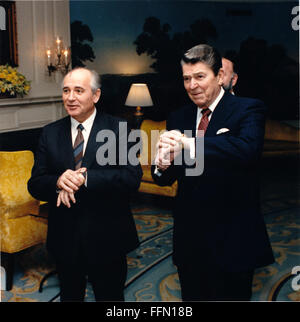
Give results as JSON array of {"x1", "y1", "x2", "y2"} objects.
[
  {"x1": 0, "y1": 151, "x2": 47, "y2": 290},
  {"x1": 138, "y1": 119, "x2": 178, "y2": 197}
]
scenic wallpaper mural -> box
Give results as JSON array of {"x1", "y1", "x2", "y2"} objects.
[{"x1": 70, "y1": 1, "x2": 299, "y2": 124}]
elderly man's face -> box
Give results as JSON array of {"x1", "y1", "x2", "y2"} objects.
[
  {"x1": 182, "y1": 62, "x2": 223, "y2": 108},
  {"x1": 62, "y1": 69, "x2": 100, "y2": 123}
]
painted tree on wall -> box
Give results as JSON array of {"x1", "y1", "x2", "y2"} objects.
[
  {"x1": 235, "y1": 37, "x2": 298, "y2": 119},
  {"x1": 134, "y1": 17, "x2": 298, "y2": 119},
  {"x1": 71, "y1": 20, "x2": 95, "y2": 67},
  {"x1": 134, "y1": 17, "x2": 218, "y2": 79}
]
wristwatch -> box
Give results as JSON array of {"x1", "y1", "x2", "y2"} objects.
[{"x1": 81, "y1": 169, "x2": 87, "y2": 181}]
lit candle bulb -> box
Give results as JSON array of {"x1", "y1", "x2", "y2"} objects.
[
  {"x1": 64, "y1": 49, "x2": 68, "y2": 65},
  {"x1": 46, "y1": 49, "x2": 51, "y2": 65},
  {"x1": 56, "y1": 37, "x2": 61, "y2": 53}
]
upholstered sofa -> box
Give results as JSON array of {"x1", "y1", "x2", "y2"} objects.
[
  {"x1": 138, "y1": 119, "x2": 178, "y2": 197},
  {"x1": 0, "y1": 151, "x2": 47, "y2": 290}
]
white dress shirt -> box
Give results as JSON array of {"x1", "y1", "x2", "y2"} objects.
[
  {"x1": 189, "y1": 87, "x2": 225, "y2": 158},
  {"x1": 71, "y1": 108, "x2": 97, "y2": 155},
  {"x1": 195, "y1": 87, "x2": 225, "y2": 132},
  {"x1": 70, "y1": 108, "x2": 97, "y2": 185}
]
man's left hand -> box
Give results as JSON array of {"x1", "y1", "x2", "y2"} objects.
[
  {"x1": 56, "y1": 167, "x2": 87, "y2": 208},
  {"x1": 57, "y1": 189, "x2": 76, "y2": 208}
]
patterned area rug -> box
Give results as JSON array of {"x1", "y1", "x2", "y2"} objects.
[
  {"x1": 1, "y1": 156, "x2": 300, "y2": 302},
  {"x1": 1, "y1": 196, "x2": 299, "y2": 302}
]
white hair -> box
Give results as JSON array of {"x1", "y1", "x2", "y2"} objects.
[{"x1": 62, "y1": 67, "x2": 101, "y2": 93}]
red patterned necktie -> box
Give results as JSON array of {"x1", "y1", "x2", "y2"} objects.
[
  {"x1": 197, "y1": 107, "x2": 211, "y2": 137},
  {"x1": 73, "y1": 124, "x2": 84, "y2": 169}
]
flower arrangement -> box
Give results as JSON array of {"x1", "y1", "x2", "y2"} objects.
[{"x1": 0, "y1": 65, "x2": 31, "y2": 97}]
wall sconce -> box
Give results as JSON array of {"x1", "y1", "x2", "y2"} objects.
[
  {"x1": 46, "y1": 36, "x2": 70, "y2": 76},
  {"x1": 125, "y1": 83, "x2": 153, "y2": 117}
]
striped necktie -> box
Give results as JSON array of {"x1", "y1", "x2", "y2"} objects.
[
  {"x1": 73, "y1": 124, "x2": 84, "y2": 170},
  {"x1": 197, "y1": 107, "x2": 211, "y2": 137}
]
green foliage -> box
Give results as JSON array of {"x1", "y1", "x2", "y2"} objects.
[{"x1": 71, "y1": 20, "x2": 95, "y2": 67}]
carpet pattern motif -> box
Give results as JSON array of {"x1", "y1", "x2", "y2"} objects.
[{"x1": 1, "y1": 195, "x2": 299, "y2": 302}]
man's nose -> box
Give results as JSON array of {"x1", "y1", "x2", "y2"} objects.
[
  {"x1": 190, "y1": 78, "x2": 198, "y2": 89},
  {"x1": 67, "y1": 90, "x2": 75, "y2": 100}
]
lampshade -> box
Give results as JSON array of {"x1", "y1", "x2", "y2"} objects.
[{"x1": 125, "y1": 83, "x2": 153, "y2": 107}]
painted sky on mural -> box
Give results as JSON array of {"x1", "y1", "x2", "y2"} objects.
[{"x1": 70, "y1": 1, "x2": 298, "y2": 75}]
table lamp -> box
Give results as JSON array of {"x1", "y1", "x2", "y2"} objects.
[{"x1": 125, "y1": 83, "x2": 153, "y2": 116}]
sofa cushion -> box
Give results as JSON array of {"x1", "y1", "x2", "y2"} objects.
[{"x1": 0, "y1": 151, "x2": 40, "y2": 220}]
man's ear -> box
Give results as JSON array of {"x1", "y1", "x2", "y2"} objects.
[
  {"x1": 217, "y1": 68, "x2": 224, "y2": 86},
  {"x1": 232, "y1": 73, "x2": 238, "y2": 87},
  {"x1": 93, "y1": 89, "x2": 101, "y2": 103}
]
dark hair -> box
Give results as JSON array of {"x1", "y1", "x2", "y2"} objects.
[
  {"x1": 181, "y1": 44, "x2": 222, "y2": 76},
  {"x1": 222, "y1": 52, "x2": 239, "y2": 74}
]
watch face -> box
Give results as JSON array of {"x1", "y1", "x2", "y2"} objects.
[{"x1": 79, "y1": 170, "x2": 86, "y2": 180}]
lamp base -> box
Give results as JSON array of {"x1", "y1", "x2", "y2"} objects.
[{"x1": 134, "y1": 106, "x2": 143, "y2": 116}]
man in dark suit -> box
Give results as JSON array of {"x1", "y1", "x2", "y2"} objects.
[
  {"x1": 152, "y1": 44, "x2": 274, "y2": 301},
  {"x1": 28, "y1": 67, "x2": 142, "y2": 301}
]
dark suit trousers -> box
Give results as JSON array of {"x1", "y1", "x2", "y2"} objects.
[
  {"x1": 56, "y1": 241, "x2": 128, "y2": 302},
  {"x1": 177, "y1": 260, "x2": 254, "y2": 301}
]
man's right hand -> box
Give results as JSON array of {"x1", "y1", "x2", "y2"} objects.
[
  {"x1": 56, "y1": 168, "x2": 87, "y2": 193},
  {"x1": 155, "y1": 130, "x2": 183, "y2": 171}
]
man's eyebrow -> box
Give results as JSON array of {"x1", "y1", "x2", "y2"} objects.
[
  {"x1": 183, "y1": 72, "x2": 205, "y2": 77},
  {"x1": 193, "y1": 72, "x2": 205, "y2": 76},
  {"x1": 62, "y1": 86, "x2": 85, "y2": 90}
]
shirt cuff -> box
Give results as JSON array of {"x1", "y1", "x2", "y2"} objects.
[
  {"x1": 154, "y1": 166, "x2": 163, "y2": 177},
  {"x1": 182, "y1": 137, "x2": 196, "y2": 159},
  {"x1": 189, "y1": 138, "x2": 196, "y2": 159},
  {"x1": 84, "y1": 171, "x2": 88, "y2": 187}
]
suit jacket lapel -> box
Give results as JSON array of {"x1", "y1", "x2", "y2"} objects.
[
  {"x1": 82, "y1": 110, "x2": 107, "y2": 169},
  {"x1": 205, "y1": 91, "x2": 235, "y2": 137},
  {"x1": 59, "y1": 117, "x2": 75, "y2": 169},
  {"x1": 183, "y1": 104, "x2": 198, "y2": 137}
]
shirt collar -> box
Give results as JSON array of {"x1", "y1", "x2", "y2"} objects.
[
  {"x1": 71, "y1": 108, "x2": 97, "y2": 132},
  {"x1": 199, "y1": 87, "x2": 225, "y2": 113}
]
